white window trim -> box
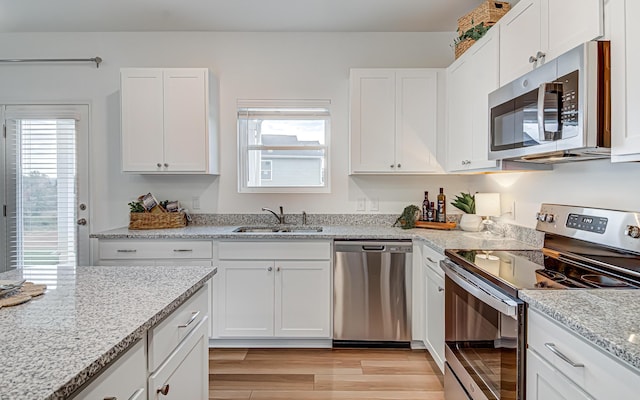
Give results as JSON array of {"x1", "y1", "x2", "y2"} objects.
[{"x1": 237, "y1": 99, "x2": 331, "y2": 194}]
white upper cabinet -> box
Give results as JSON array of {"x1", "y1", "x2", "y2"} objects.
[
  {"x1": 610, "y1": 0, "x2": 640, "y2": 161},
  {"x1": 499, "y1": 0, "x2": 604, "y2": 86},
  {"x1": 350, "y1": 68, "x2": 443, "y2": 174},
  {"x1": 446, "y1": 27, "x2": 499, "y2": 172},
  {"x1": 120, "y1": 68, "x2": 218, "y2": 174}
]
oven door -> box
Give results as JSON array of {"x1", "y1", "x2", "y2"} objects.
[{"x1": 441, "y1": 259, "x2": 525, "y2": 400}]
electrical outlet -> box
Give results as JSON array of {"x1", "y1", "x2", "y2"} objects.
[
  {"x1": 369, "y1": 198, "x2": 379, "y2": 212},
  {"x1": 356, "y1": 197, "x2": 366, "y2": 211},
  {"x1": 192, "y1": 196, "x2": 200, "y2": 210}
]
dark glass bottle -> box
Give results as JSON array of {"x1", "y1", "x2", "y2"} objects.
[
  {"x1": 427, "y1": 202, "x2": 435, "y2": 222},
  {"x1": 421, "y1": 191, "x2": 430, "y2": 221},
  {"x1": 437, "y1": 188, "x2": 446, "y2": 223}
]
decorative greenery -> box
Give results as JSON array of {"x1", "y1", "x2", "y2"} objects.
[
  {"x1": 128, "y1": 201, "x2": 145, "y2": 213},
  {"x1": 394, "y1": 205, "x2": 421, "y2": 229},
  {"x1": 453, "y1": 22, "x2": 492, "y2": 48},
  {"x1": 451, "y1": 192, "x2": 476, "y2": 214}
]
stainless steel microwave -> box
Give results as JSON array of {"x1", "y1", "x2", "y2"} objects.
[{"x1": 488, "y1": 41, "x2": 610, "y2": 164}]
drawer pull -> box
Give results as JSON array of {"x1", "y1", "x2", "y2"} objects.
[
  {"x1": 104, "y1": 397, "x2": 117, "y2": 400},
  {"x1": 127, "y1": 388, "x2": 145, "y2": 400},
  {"x1": 544, "y1": 343, "x2": 584, "y2": 368},
  {"x1": 426, "y1": 257, "x2": 436, "y2": 264},
  {"x1": 116, "y1": 249, "x2": 137, "y2": 253},
  {"x1": 173, "y1": 249, "x2": 193, "y2": 252},
  {"x1": 156, "y1": 384, "x2": 170, "y2": 396},
  {"x1": 438, "y1": 286, "x2": 444, "y2": 292},
  {"x1": 178, "y1": 311, "x2": 200, "y2": 328}
]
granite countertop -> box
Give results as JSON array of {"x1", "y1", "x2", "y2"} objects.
[
  {"x1": 0, "y1": 265, "x2": 216, "y2": 400},
  {"x1": 91, "y1": 224, "x2": 540, "y2": 253},
  {"x1": 520, "y1": 289, "x2": 640, "y2": 372}
]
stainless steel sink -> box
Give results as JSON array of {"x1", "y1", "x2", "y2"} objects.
[{"x1": 233, "y1": 225, "x2": 323, "y2": 233}]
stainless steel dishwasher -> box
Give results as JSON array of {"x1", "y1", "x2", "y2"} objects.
[{"x1": 333, "y1": 240, "x2": 412, "y2": 347}]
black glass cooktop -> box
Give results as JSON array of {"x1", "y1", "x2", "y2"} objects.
[{"x1": 445, "y1": 248, "x2": 640, "y2": 294}]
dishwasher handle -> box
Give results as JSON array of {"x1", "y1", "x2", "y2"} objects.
[{"x1": 361, "y1": 245, "x2": 385, "y2": 251}]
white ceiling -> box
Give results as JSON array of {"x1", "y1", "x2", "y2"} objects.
[{"x1": 0, "y1": 0, "x2": 504, "y2": 33}]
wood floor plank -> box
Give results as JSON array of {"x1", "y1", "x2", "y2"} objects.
[
  {"x1": 211, "y1": 374, "x2": 315, "y2": 390},
  {"x1": 249, "y1": 390, "x2": 445, "y2": 400},
  {"x1": 314, "y1": 374, "x2": 443, "y2": 391},
  {"x1": 361, "y1": 360, "x2": 439, "y2": 375},
  {"x1": 211, "y1": 349, "x2": 249, "y2": 360},
  {"x1": 211, "y1": 359, "x2": 362, "y2": 375},
  {"x1": 244, "y1": 348, "x2": 413, "y2": 361},
  {"x1": 209, "y1": 389, "x2": 251, "y2": 400}
]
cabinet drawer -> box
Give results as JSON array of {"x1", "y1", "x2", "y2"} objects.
[
  {"x1": 528, "y1": 308, "x2": 639, "y2": 400},
  {"x1": 218, "y1": 241, "x2": 330, "y2": 260},
  {"x1": 99, "y1": 240, "x2": 213, "y2": 259},
  {"x1": 149, "y1": 286, "x2": 208, "y2": 371},
  {"x1": 72, "y1": 339, "x2": 146, "y2": 400},
  {"x1": 422, "y1": 244, "x2": 444, "y2": 276}
]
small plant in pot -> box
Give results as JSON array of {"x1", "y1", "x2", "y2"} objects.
[{"x1": 451, "y1": 192, "x2": 483, "y2": 231}]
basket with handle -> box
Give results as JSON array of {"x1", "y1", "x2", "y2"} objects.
[
  {"x1": 457, "y1": 1, "x2": 511, "y2": 34},
  {"x1": 128, "y1": 212, "x2": 187, "y2": 230}
]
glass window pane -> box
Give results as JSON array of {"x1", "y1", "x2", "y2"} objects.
[{"x1": 247, "y1": 149, "x2": 325, "y2": 187}]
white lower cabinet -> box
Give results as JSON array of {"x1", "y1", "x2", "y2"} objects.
[
  {"x1": 215, "y1": 241, "x2": 331, "y2": 340},
  {"x1": 527, "y1": 308, "x2": 640, "y2": 400},
  {"x1": 73, "y1": 339, "x2": 146, "y2": 400},
  {"x1": 422, "y1": 245, "x2": 445, "y2": 372},
  {"x1": 97, "y1": 239, "x2": 214, "y2": 267}
]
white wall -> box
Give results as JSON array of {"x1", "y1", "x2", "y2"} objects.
[
  {"x1": 0, "y1": 31, "x2": 479, "y2": 233},
  {"x1": 476, "y1": 160, "x2": 640, "y2": 228}
]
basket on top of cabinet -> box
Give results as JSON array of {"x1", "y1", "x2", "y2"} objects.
[{"x1": 458, "y1": 1, "x2": 511, "y2": 33}]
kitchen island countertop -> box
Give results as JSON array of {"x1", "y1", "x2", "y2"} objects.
[
  {"x1": 0, "y1": 265, "x2": 216, "y2": 400},
  {"x1": 91, "y1": 224, "x2": 540, "y2": 253},
  {"x1": 520, "y1": 289, "x2": 640, "y2": 372}
]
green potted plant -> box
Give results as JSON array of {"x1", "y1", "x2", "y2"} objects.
[{"x1": 451, "y1": 192, "x2": 483, "y2": 231}]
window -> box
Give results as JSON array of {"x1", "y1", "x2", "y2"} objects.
[{"x1": 238, "y1": 100, "x2": 330, "y2": 193}]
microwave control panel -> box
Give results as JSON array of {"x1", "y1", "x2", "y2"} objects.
[{"x1": 559, "y1": 70, "x2": 579, "y2": 126}]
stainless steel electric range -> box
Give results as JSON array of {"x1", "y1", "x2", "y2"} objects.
[{"x1": 441, "y1": 204, "x2": 640, "y2": 400}]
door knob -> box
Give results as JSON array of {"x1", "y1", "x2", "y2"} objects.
[
  {"x1": 157, "y1": 163, "x2": 162, "y2": 168},
  {"x1": 77, "y1": 218, "x2": 87, "y2": 226},
  {"x1": 156, "y1": 384, "x2": 170, "y2": 396}
]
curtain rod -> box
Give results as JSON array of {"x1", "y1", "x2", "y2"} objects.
[{"x1": 0, "y1": 56, "x2": 103, "y2": 68}]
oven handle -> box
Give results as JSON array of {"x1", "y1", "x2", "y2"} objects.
[{"x1": 442, "y1": 259, "x2": 518, "y2": 317}]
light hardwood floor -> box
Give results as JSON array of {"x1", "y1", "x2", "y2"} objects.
[{"x1": 209, "y1": 348, "x2": 444, "y2": 400}]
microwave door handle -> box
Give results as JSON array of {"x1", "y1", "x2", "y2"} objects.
[{"x1": 537, "y1": 82, "x2": 563, "y2": 142}]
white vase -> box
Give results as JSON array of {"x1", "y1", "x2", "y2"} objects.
[{"x1": 459, "y1": 214, "x2": 483, "y2": 232}]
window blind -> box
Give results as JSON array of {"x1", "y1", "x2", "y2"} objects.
[{"x1": 4, "y1": 114, "x2": 78, "y2": 269}]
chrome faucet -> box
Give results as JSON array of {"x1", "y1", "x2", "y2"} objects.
[{"x1": 262, "y1": 206, "x2": 285, "y2": 224}]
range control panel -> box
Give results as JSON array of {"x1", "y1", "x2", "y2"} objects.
[{"x1": 566, "y1": 213, "x2": 608, "y2": 234}]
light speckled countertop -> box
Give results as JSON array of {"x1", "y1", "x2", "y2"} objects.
[
  {"x1": 0, "y1": 265, "x2": 216, "y2": 400},
  {"x1": 520, "y1": 289, "x2": 640, "y2": 372},
  {"x1": 90, "y1": 224, "x2": 540, "y2": 253}
]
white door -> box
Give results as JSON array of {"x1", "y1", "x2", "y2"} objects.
[
  {"x1": 274, "y1": 260, "x2": 331, "y2": 338},
  {"x1": 527, "y1": 349, "x2": 593, "y2": 400},
  {"x1": 446, "y1": 58, "x2": 474, "y2": 171},
  {"x1": 1, "y1": 105, "x2": 90, "y2": 272},
  {"x1": 424, "y1": 266, "x2": 445, "y2": 372},
  {"x1": 545, "y1": 0, "x2": 604, "y2": 62},
  {"x1": 499, "y1": 0, "x2": 542, "y2": 85},
  {"x1": 217, "y1": 260, "x2": 275, "y2": 337}
]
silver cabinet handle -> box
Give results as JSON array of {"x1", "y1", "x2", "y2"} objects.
[
  {"x1": 267, "y1": 266, "x2": 273, "y2": 271},
  {"x1": 157, "y1": 163, "x2": 162, "y2": 168},
  {"x1": 397, "y1": 163, "x2": 401, "y2": 168},
  {"x1": 390, "y1": 164, "x2": 395, "y2": 168},
  {"x1": 426, "y1": 257, "x2": 436, "y2": 264},
  {"x1": 178, "y1": 311, "x2": 200, "y2": 328},
  {"x1": 438, "y1": 287, "x2": 444, "y2": 292},
  {"x1": 544, "y1": 343, "x2": 584, "y2": 368},
  {"x1": 127, "y1": 388, "x2": 145, "y2": 400},
  {"x1": 156, "y1": 384, "x2": 170, "y2": 396},
  {"x1": 77, "y1": 218, "x2": 87, "y2": 226},
  {"x1": 103, "y1": 397, "x2": 117, "y2": 400},
  {"x1": 116, "y1": 249, "x2": 137, "y2": 253},
  {"x1": 164, "y1": 163, "x2": 169, "y2": 168},
  {"x1": 276, "y1": 266, "x2": 281, "y2": 272},
  {"x1": 173, "y1": 249, "x2": 193, "y2": 252}
]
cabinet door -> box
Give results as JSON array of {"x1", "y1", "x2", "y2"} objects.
[
  {"x1": 274, "y1": 260, "x2": 331, "y2": 338},
  {"x1": 527, "y1": 349, "x2": 592, "y2": 400},
  {"x1": 217, "y1": 260, "x2": 274, "y2": 337},
  {"x1": 446, "y1": 58, "x2": 474, "y2": 171},
  {"x1": 468, "y1": 28, "x2": 500, "y2": 170},
  {"x1": 611, "y1": 0, "x2": 640, "y2": 161},
  {"x1": 544, "y1": 0, "x2": 603, "y2": 62},
  {"x1": 349, "y1": 69, "x2": 396, "y2": 173},
  {"x1": 121, "y1": 68, "x2": 164, "y2": 172},
  {"x1": 499, "y1": 0, "x2": 542, "y2": 85},
  {"x1": 149, "y1": 319, "x2": 208, "y2": 400},
  {"x1": 424, "y1": 266, "x2": 445, "y2": 373},
  {"x1": 395, "y1": 70, "x2": 439, "y2": 173},
  {"x1": 163, "y1": 69, "x2": 208, "y2": 172}
]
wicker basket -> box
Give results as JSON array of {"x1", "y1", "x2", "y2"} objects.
[
  {"x1": 455, "y1": 38, "x2": 476, "y2": 59},
  {"x1": 458, "y1": 1, "x2": 511, "y2": 34},
  {"x1": 129, "y1": 212, "x2": 187, "y2": 230}
]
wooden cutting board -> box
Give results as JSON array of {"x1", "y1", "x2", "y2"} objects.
[{"x1": 414, "y1": 221, "x2": 457, "y2": 230}]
